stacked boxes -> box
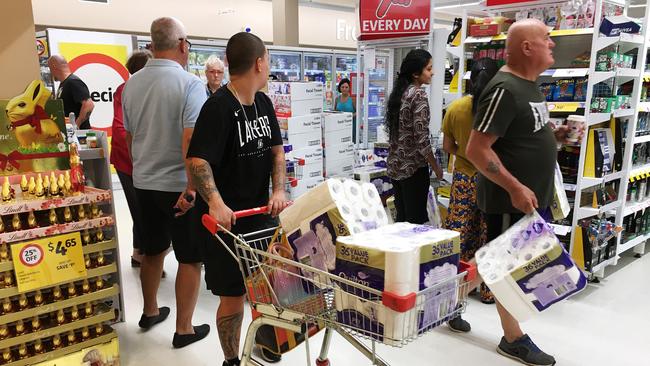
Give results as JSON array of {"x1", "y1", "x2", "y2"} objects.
[
  {"x1": 268, "y1": 82, "x2": 326, "y2": 199},
  {"x1": 322, "y1": 112, "x2": 354, "y2": 178}
]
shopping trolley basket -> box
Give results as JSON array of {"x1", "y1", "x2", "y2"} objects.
[{"x1": 202, "y1": 208, "x2": 476, "y2": 366}]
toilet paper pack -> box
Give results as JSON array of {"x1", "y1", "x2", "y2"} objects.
[
  {"x1": 476, "y1": 213, "x2": 587, "y2": 321},
  {"x1": 353, "y1": 166, "x2": 393, "y2": 204}
]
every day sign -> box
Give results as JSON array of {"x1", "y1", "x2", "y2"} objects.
[{"x1": 359, "y1": 0, "x2": 431, "y2": 40}]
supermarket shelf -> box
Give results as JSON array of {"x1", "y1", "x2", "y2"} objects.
[
  {"x1": 547, "y1": 102, "x2": 585, "y2": 113},
  {"x1": 0, "y1": 263, "x2": 118, "y2": 298},
  {"x1": 580, "y1": 171, "x2": 624, "y2": 190},
  {"x1": 629, "y1": 163, "x2": 650, "y2": 178},
  {"x1": 78, "y1": 148, "x2": 105, "y2": 160},
  {"x1": 587, "y1": 112, "x2": 611, "y2": 126},
  {"x1": 0, "y1": 215, "x2": 114, "y2": 245},
  {"x1": 588, "y1": 256, "x2": 618, "y2": 275},
  {"x1": 0, "y1": 187, "x2": 112, "y2": 216},
  {"x1": 595, "y1": 33, "x2": 645, "y2": 52},
  {"x1": 564, "y1": 183, "x2": 577, "y2": 191},
  {"x1": 465, "y1": 28, "x2": 593, "y2": 44},
  {"x1": 6, "y1": 331, "x2": 117, "y2": 366},
  {"x1": 0, "y1": 239, "x2": 116, "y2": 272},
  {"x1": 541, "y1": 68, "x2": 589, "y2": 78},
  {"x1": 0, "y1": 284, "x2": 120, "y2": 325},
  {"x1": 623, "y1": 198, "x2": 650, "y2": 216},
  {"x1": 633, "y1": 134, "x2": 650, "y2": 144},
  {"x1": 270, "y1": 68, "x2": 299, "y2": 73},
  {"x1": 638, "y1": 102, "x2": 650, "y2": 112},
  {"x1": 304, "y1": 69, "x2": 328, "y2": 74},
  {"x1": 618, "y1": 233, "x2": 649, "y2": 255},
  {"x1": 0, "y1": 306, "x2": 115, "y2": 349},
  {"x1": 613, "y1": 108, "x2": 635, "y2": 118},
  {"x1": 576, "y1": 200, "x2": 622, "y2": 220}
]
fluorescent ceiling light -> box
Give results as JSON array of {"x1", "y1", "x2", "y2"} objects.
[
  {"x1": 628, "y1": 4, "x2": 646, "y2": 8},
  {"x1": 434, "y1": 1, "x2": 480, "y2": 10}
]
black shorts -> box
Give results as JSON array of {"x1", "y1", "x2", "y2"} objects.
[
  {"x1": 193, "y1": 210, "x2": 277, "y2": 297},
  {"x1": 485, "y1": 213, "x2": 525, "y2": 242},
  {"x1": 134, "y1": 188, "x2": 201, "y2": 264}
]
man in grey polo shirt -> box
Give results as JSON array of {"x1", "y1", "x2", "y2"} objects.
[{"x1": 122, "y1": 16, "x2": 209, "y2": 348}]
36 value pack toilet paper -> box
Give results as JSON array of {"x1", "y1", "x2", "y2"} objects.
[
  {"x1": 476, "y1": 213, "x2": 587, "y2": 322},
  {"x1": 279, "y1": 179, "x2": 388, "y2": 276},
  {"x1": 353, "y1": 166, "x2": 393, "y2": 205},
  {"x1": 333, "y1": 223, "x2": 460, "y2": 343}
]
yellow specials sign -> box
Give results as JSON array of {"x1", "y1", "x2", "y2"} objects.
[{"x1": 11, "y1": 232, "x2": 86, "y2": 293}]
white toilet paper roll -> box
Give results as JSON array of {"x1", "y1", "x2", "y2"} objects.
[
  {"x1": 385, "y1": 248, "x2": 418, "y2": 296},
  {"x1": 327, "y1": 178, "x2": 347, "y2": 201},
  {"x1": 354, "y1": 204, "x2": 375, "y2": 223},
  {"x1": 361, "y1": 182, "x2": 381, "y2": 205},
  {"x1": 343, "y1": 179, "x2": 364, "y2": 203},
  {"x1": 516, "y1": 245, "x2": 540, "y2": 264},
  {"x1": 348, "y1": 222, "x2": 366, "y2": 235},
  {"x1": 374, "y1": 207, "x2": 389, "y2": 226},
  {"x1": 336, "y1": 200, "x2": 358, "y2": 223}
]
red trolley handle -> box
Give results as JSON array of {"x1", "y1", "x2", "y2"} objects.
[{"x1": 201, "y1": 206, "x2": 269, "y2": 235}]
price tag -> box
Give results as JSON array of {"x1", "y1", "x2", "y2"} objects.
[
  {"x1": 467, "y1": 36, "x2": 493, "y2": 43},
  {"x1": 11, "y1": 232, "x2": 86, "y2": 293},
  {"x1": 552, "y1": 68, "x2": 588, "y2": 78},
  {"x1": 547, "y1": 102, "x2": 581, "y2": 112}
]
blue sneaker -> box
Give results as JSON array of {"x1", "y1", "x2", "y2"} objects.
[{"x1": 497, "y1": 334, "x2": 556, "y2": 366}]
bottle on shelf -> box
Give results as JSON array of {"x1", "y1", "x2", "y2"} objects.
[
  {"x1": 33, "y1": 289, "x2": 44, "y2": 307},
  {"x1": 0, "y1": 325, "x2": 8, "y2": 340},
  {"x1": 33, "y1": 339, "x2": 46, "y2": 354},
  {"x1": 49, "y1": 208, "x2": 58, "y2": 225},
  {"x1": 20, "y1": 175, "x2": 28, "y2": 193},
  {"x1": 51, "y1": 334, "x2": 63, "y2": 350},
  {"x1": 635, "y1": 210, "x2": 643, "y2": 235},
  {"x1": 27, "y1": 210, "x2": 38, "y2": 229},
  {"x1": 63, "y1": 206, "x2": 73, "y2": 223},
  {"x1": 52, "y1": 285, "x2": 64, "y2": 302},
  {"x1": 11, "y1": 213, "x2": 22, "y2": 231},
  {"x1": 17, "y1": 343, "x2": 28, "y2": 360},
  {"x1": 31, "y1": 316, "x2": 42, "y2": 332},
  {"x1": 18, "y1": 293, "x2": 29, "y2": 310},
  {"x1": 14, "y1": 319, "x2": 26, "y2": 336}
]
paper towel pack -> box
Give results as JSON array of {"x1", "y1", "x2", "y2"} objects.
[
  {"x1": 476, "y1": 213, "x2": 587, "y2": 322},
  {"x1": 334, "y1": 223, "x2": 461, "y2": 342},
  {"x1": 280, "y1": 179, "x2": 388, "y2": 276}
]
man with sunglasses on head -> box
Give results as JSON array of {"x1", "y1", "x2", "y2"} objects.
[{"x1": 122, "y1": 16, "x2": 209, "y2": 348}]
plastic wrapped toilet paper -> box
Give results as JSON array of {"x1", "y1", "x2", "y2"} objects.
[
  {"x1": 475, "y1": 212, "x2": 587, "y2": 322},
  {"x1": 361, "y1": 182, "x2": 381, "y2": 204},
  {"x1": 279, "y1": 179, "x2": 388, "y2": 275}
]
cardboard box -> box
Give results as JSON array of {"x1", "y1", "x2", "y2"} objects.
[
  {"x1": 283, "y1": 128, "x2": 322, "y2": 151},
  {"x1": 324, "y1": 143, "x2": 354, "y2": 162},
  {"x1": 355, "y1": 149, "x2": 376, "y2": 167},
  {"x1": 279, "y1": 114, "x2": 322, "y2": 136},
  {"x1": 600, "y1": 16, "x2": 641, "y2": 37},
  {"x1": 270, "y1": 94, "x2": 323, "y2": 118},
  {"x1": 302, "y1": 161, "x2": 324, "y2": 179},
  {"x1": 325, "y1": 158, "x2": 354, "y2": 178},
  {"x1": 323, "y1": 128, "x2": 353, "y2": 148},
  {"x1": 322, "y1": 112, "x2": 353, "y2": 133},
  {"x1": 289, "y1": 176, "x2": 325, "y2": 199},
  {"x1": 469, "y1": 22, "x2": 504, "y2": 37},
  {"x1": 286, "y1": 145, "x2": 324, "y2": 164},
  {"x1": 268, "y1": 81, "x2": 324, "y2": 101}
]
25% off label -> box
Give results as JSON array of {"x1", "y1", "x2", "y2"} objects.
[{"x1": 19, "y1": 244, "x2": 45, "y2": 267}]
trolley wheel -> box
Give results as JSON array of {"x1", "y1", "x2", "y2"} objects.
[{"x1": 316, "y1": 358, "x2": 330, "y2": 366}]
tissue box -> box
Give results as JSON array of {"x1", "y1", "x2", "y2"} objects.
[
  {"x1": 353, "y1": 166, "x2": 393, "y2": 204},
  {"x1": 283, "y1": 128, "x2": 322, "y2": 151},
  {"x1": 302, "y1": 162, "x2": 324, "y2": 179},
  {"x1": 289, "y1": 176, "x2": 325, "y2": 199},
  {"x1": 355, "y1": 149, "x2": 376, "y2": 167},
  {"x1": 373, "y1": 143, "x2": 389, "y2": 168},
  {"x1": 325, "y1": 159, "x2": 355, "y2": 178},
  {"x1": 476, "y1": 213, "x2": 587, "y2": 322},
  {"x1": 590, "y1": 97, "x2": 616, "y2": 113},
  {"x1": 325, "y1": 143, "x2": 355, "y2": 161},
  {"x1": 334, "y1": 223, "x2": 460, "y2": 342},
  {"x1": 323, "y1": 112, "x2": 353, "y2": 133},
  {"x1": 268, "y1": 81, "x2": 324, "y2": 100},
  {"x1": 599, "y1": 16, "x2": 641, "y2": 37},
  {"x1": 323, "y1": 128, "x2": 353, "y2": 148},
  {"x1": 279, "y1": 114, "x2": 322, "y2": 136},
  {"x1": 269, "y1": 94, "x2": 324, "y2": 118}
]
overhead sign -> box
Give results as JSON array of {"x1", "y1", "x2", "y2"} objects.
[
  {"x1": 359, "y1": 0, "x2": 430, "y2": 40},
  {"x1": 486, "y1": 0, "x2": 537, "y2": 6},
  {"x1": 47, "y1": 28, "x2": 133, "y2": 134}
]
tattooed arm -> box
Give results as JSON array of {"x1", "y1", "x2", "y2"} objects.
[
  {"x1": 268, "y1": 145, "x2": 289, "y2": 217},
  {"x1": 187, "y1": 157, "x2": 236, "y2": 230},
  {"x1": 77, "y1": 99, "x2": 94, "y2": 127},
  {"x1": 466, "y1": 130, "x2": 538, "y2": 214}
]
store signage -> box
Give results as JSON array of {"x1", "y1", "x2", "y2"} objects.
[
  {"x1": 359, "y1": 0, "x2": 430, "y2": 40},
  {"x1": 47, "y1": 29, "x2": 132, "y2": 134},
  {"x1": 11, "y1": 232, "x2": 86, "y2": 293},
  {"x1": 486, "y1": 0, "x2": 536, "y2": 6}
]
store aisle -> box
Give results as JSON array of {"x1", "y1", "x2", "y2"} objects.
[{"x1": 110, "y1": 188, "x2": 650, "y2": 366}]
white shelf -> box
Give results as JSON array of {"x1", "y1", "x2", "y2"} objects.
[
  {"x1": 623, "y1": 198, "x2": 650, "y2": 216},
  {"x1": 595, "y1": 33, "x2": 645, "y2": 51},
  {"x1": 589, "y1": 256, "x2": 618, "y2": 275},
  {"x1": 634, "y1": 134, "x2": 650, "y2": 144},
  {"x1": 547, "y1": 101, "x2": 586, "y2": 113},
  {"x1": 576, "y1": 200, "x2": 622, "y2": 220},
  {"x1": 638, "y1": 102, "x2": 650, "y2": 112},
  {"x1": 618, "y1": 234, "x2": 649, "y2": 255},
  {"x1": 580, "y1": 171, "x2": 624, "y2": 190},
  {"x1": 541, "y1": 68, "x2": 589, "y2": 78},
  {"x1": 592, "y1": 69, "x2": 640, "y2": 84},
  {"x1": 587, "y1": 112, "x2": 612, "y2": 126},
  {"x1": 564, "y1": 183, "x2": 577, "y2": 191},
  {"x1": 446, "y1": 46, "x2": 463, "y2": 58},
  {"x1": 614, "y1": 108, "x2": 635, "y2": 118},
  {"x1": 629, "y1": 163, "x2": 650, "y2": 178}
]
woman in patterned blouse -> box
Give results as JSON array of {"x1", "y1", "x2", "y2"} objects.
[{"x1": 385, "y1": 49, "x2": 443, "y2": 224}]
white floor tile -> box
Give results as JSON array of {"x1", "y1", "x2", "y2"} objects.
[{"x1": 110, "y1": 185, "x2": 650, "y2": 366}]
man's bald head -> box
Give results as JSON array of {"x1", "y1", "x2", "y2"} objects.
[
  {"x1": 150, "y1": 17, "x2": 186, "y2": 52},
  {"x1": 505, "y1": 19, "x2": 555, "y2": 74},
  {"x1": 47, "y1": 55, "x2": 71, "y2": 82}
]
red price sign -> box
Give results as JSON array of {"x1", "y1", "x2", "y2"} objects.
[
  {"x1": 19, "y1": 244, "x2": 44, "y2": 267},
  {"x1": 359, "y1": 0, "x2": 430, "y2": 40}
]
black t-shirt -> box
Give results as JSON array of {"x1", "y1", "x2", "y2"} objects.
[
  {"x1": 187, "y1": 87, "x2": 283, "y2": 217},
  {"x1": 473, "y1": 71, "x2": 558, "y2": 214},
  {"x1": 56, "y1": 74, "x2": 91, "y2": 129}
]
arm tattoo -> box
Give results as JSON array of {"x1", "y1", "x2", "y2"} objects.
[
  {"x1": 487, "y1": 161, "x2": 500, "y2": 174},
  {"x1": 189, "y1": 159, "x2": 219, "y2": 203},
  {"x1": 217, "y1": 311, "x2": 244, "y2": 360},
  {"x1": 271, "y1": 151, "x2": 286, "y2": 193}
]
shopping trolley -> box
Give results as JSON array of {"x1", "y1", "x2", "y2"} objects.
[
  {"x1": 202, "y1": 208, "x2": 476, "y2": 366},
  {"x1": 285, "y1": 157, "x2": 305, "y2": 195}
]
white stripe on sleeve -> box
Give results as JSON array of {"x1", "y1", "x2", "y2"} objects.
[{"x1": 477, "y1": 88, "x2": 505, "y2": 133}]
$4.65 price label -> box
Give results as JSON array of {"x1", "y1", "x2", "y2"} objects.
[{"x1": 11, "y1": 232, "x2": 87, "y2": 293}]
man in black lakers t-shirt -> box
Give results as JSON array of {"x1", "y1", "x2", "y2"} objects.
[
  {"x1": 186, "y1": 33, "x2": 289, "y2": 366},
  {"x1": 466, "y1": 19, "x2": 579, "y2": 366}
]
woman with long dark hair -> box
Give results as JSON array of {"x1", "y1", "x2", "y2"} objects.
[
  {"x1": 442, "y1": 58, "x2": 499, "y2": 332},
  {"x1": 386, "y1": 49, "x2": 443, "y2": 224}
]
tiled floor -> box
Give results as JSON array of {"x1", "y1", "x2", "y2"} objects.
[{"x1": 110, "y1": 186, "x2": 650, "y2": 366}]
